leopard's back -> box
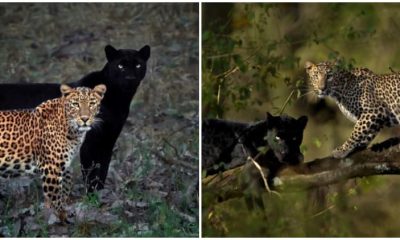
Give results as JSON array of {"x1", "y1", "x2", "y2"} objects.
[
  {"x1": 0, "y1": 109, "x2": 39, "y2": 178},
  {"x1": 306, "y1": 61, "x2": 400, "y2": 158},
  {"x1": 306, "y1": 62, "x2": 400, "y2": 125}
]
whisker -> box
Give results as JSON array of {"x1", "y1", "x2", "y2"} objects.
[
  {"x1": 90, "y1": 117, "x2": 104, "y2": 130},
  {"x1": 297, "y1": 91, "x2": 315, "y2": 99}
]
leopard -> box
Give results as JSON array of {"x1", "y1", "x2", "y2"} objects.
[
  {"x1": 0, "y1": 84, "x2": 106, "y2": 223},
  {"x1": 0, "y1": 44, "x2": 150, "y2": 192},
  {"x1": 305, "y1": 60, "x2": 400, "y2": 158}
]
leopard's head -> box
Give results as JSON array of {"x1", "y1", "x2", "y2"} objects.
[
  {"x1": 60, "y1": 84, "x2": 107, "y2": 132},
  {"x1": 305, "y1": 61, "x2": 341, "y2": 98}
]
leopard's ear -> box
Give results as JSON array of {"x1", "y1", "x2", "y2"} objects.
[
  {"x1": 60, "y1": 84, "x2": 73, "y2": 97},
  {"x1": 304, "y1": 61, "x2": 314, "y2": 71},
  {"x1": 105, "y1": 45, "x2": 119, "y2": 62},
  {"x1": 93, "y1": 84, "x2": 107, "y2": 99},
  {"x1": 333, "y1": 59, "x2": 342, "y2": 67},
  {"x1": 139, "y1": 45, "x2": 151, "y2": 61}
]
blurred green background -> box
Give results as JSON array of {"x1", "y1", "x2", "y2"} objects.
[{"x1": 202, "y1": 3, "x2": 400, "y2": 237}]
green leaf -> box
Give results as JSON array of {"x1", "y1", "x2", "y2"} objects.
[
  {"x1": 257, "y1": 146, "x2": 269, "y2": 154},
  {"x1": 203, "y1": 31, "x2": 212, "y2": 42},
  {"x1": 313, "y1": 138, "x2": 322, "y2": 148},
  {"x1": 233, "y1": 55, "x2": 248, "y2": 73}
]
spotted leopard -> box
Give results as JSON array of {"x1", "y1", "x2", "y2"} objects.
[
  {"x1": 306, "y1": 60, "x2": 400, "y2": 158},
  {"x1": 0, "y1": 84, "x2": 106, "y2": 222}
]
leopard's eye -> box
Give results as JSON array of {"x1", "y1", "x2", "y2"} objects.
[
  {"x1": 136, "y1": 64, "x2": 141, "y2": 69},
  {"x1": 275, "y1": 136, "x2": 281, "y2": 142},
  {"x1": 89, "y1": 101, "x2": 97, "y2": 106},
  {"x1": 326, "y1": 72, "x2": 334, "y2": 82},
  {"x1": 71, "y1": 102, "x2": 79, "y2": 107},
  {"x1": 118, "y1": 64, "x2": 124, "y2": 69}
]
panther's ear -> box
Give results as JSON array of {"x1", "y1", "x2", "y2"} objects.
[
  {"x1": 304, "y1": 61, "x2": 314, "y2": 71},
  {"x1": 93, "y1": 84, "x2": 107, "y2": 99},
  {"x1": 139, "y1": 45, "x2": 151, "y2": 61},
  {"x1": 265, "y1": 112, "x2": 274, "y2": 120},
  {"x1": 265, "y1": 112, "x2": 276, "y2": 125},
  {"x1": 105, "y1": 45, "x2": 119, "y2": 62},
  {"x1": 60, "y1": 84, "x2": 73, "y2": 97},
  {"x1": 297, "y1": 116, "x2": 308, "y2": 129}
]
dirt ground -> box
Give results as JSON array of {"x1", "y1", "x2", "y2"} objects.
[{"x1": 0, "y1": 3, "x2": 198, "y2": 237}]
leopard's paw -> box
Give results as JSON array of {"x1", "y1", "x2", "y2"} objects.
[{"x1": 332, "y1": 147, "x2": 349, "y2": 159}]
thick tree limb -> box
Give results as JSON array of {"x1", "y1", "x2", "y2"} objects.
[{"x1": 202, "y1": 147, "x2": 400, "y2": 201}]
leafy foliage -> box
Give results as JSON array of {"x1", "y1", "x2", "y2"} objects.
[{"x1": 202, "y1": 3, "x2": 390, "y2": 119}]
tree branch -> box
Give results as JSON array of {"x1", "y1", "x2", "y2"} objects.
[{"x1": 203, "y1": 147, "x2": 400, "y2": 202}]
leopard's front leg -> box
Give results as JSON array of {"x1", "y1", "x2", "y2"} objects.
[
  {"x1": 40, "y1": 163, "x2": 67, "y2": 223},
  {"x1": 332, "y1": 114, "x2": 382, "y2": 158},
  {"x1": 62, "y1": 168, "x2": 73, "y2": 204}
]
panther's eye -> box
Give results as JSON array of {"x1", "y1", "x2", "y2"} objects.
[
  {"x1": 275, "y1": 136, "x2": 281, "y2": 142},
  {"x1": 118, "y1": 64, "x2": 124, "y2": 69},
  {"x1": 136, "y1": 64, "x2": 141, "y2": 69},
  {"x1": 89, "y1": 101, "x2": 97, "y2": 106}
]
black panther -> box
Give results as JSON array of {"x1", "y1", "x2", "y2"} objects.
[
  {"x1": 202, "y1": 112, "x2": 308, "y2": 209},
  {"x1": 0, "y1": 44, "x2": 150, "y2": 192}
]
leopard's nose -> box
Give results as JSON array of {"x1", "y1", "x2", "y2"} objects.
[{"x1": 81, "y1": 116, "x2": 89, "y2": 123}]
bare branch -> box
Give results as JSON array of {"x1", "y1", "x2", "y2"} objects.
[{"x1": 203, "y1": 147, "x2": 400, "y2": 202}]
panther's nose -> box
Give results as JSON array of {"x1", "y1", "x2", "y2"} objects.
[{"x1": 125, "y1": 75, "x2": 136, "y2": 80}]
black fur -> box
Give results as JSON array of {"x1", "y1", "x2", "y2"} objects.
[
  {"x1": 371, "y1": 137, "x2": 400, "y2": 152},
  {"x1": 202, "y1": 112, "x2": 308, "y2": 209},
  {"x1": 0, "y1": 45, "x2": 150, "y2": 192},
  {"x1": 202, "y1": 113, "x2": 307, "y2": 175}
]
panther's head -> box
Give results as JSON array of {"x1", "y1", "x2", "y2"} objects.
[
  {"x1": 60, "y1": 84, "x2": 106, "y2": 132},
  {"x1": 305, "y1": 61, "x2": 340, "y2": 98},
  {"x1": 242, "y1": 112, "x2": 307, "y2": 166},
  {"x1": 104, "y1": 45, "x2": 150, "y2": 93},
  {"x1": 263, "y1": 113, "x2": 308, "y2": 165}
]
